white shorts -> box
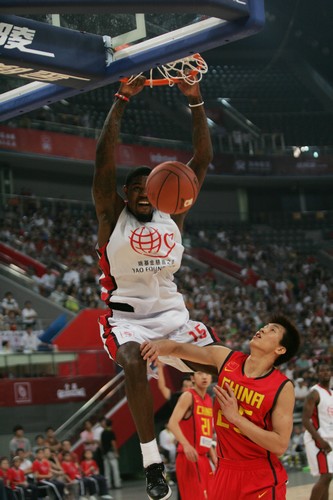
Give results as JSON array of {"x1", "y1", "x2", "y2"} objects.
[
  {"x1": 304, "y1": 436, "x2": 333, "y2": 476},
  {"x1": 98, "y1": 312, "x2": 218, "y2": 372}
]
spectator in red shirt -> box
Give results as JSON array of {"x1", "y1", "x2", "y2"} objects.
[
  {"x1": 8, "y1": 456, "x2": 38, "y2": 499},
  {"x1": 60, "y1": 451, "x2": 82, "y2": 499},
  {"x1": 32, "y1": 448, "x2": 64, "y2": 500},
  {"x1": 80, "y1": 449, "x2": 111, "y2": 499},
  {"x1": 58, "y1": 439, "x2": 79, "y2": 464},
  {"x1": 0, "y1": 456, "x2": 16, "y2": 500}
]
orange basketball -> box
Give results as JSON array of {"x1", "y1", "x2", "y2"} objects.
[{"x1": 146, "y1": 161, "x2": 199, "y2": 214}]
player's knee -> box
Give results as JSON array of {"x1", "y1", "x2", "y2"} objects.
[
  {"x1": 116, "y1": 342, "x2": 144, "y2": 373},
  {"x1": 320, "y1": 473, "x2": 333, "y2": 484}
]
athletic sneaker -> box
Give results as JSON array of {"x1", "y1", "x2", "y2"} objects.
[{"x1": 145, "y1": 462, "x2": 172, "y2": 500}]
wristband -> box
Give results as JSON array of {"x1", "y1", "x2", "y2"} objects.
[
  {"x1": 115, "y1": 93, "x2": 130, "y2": 102},
  {"x1": 188, "y1": 101, "x2": 204, "y2": 108}
]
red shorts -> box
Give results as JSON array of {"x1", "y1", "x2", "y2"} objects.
[
  {"x1": 176, "y1": 452, "x2": 214, "y2": 500},
  {"x1": 211, "y1": 457, "x2": 288, "y2": 500}
]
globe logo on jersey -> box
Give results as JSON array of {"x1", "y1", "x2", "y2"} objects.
[{"x1": 129, "y1": 226, "x2": 175, "y2": 257}]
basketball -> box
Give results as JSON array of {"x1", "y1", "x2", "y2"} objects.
[{"x1": 146, "y1": 161, "x2": 199, "y2": 214}]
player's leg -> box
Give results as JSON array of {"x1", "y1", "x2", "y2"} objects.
[
  {"x1": 305, "y1": 439, "x2": 333, "y2": 499},
  {"x1": 99, "y1": 315, "x2": 158, "y2": 445},
  {"x1": 309, "y1": 473, "x2": 332, "y2": 500},
  {"x1": 109, "y1": 452, "x2": 122, "y2": 489},
  {"x1": 99, "y1": 314, "x2": 171, "y2": 500},
  {"x1": 116, "y1": 342, "x2": 171, "y2": 500},
  {"x1": 116, "y1": 342, "x2": 171, "y2": 499},
  {"x1": 117, "y1": 342, "x2": 155, "y2": 443}
]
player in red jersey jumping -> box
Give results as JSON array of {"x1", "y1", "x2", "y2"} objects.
[{"x1": 141, "y1": 314, "x2": 301, "y2": 500}]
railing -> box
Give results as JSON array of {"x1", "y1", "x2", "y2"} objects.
[
  {"x1": 7, "y1": 117, "x2": 333, "y2": 156},
  {"x1": 0, "y1": 347, "x2": 112, "y2": 378},
  {"x1": 0, "y1": 192, "x2": 94, "y2": 215},
  {"x1": 55, "y1": 370, "x2": 126, "y2": 442},
  {"x1": 0, "y1": 350, "x2": 77, "y2": 377}
]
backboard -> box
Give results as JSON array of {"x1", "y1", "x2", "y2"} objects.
[{"x1": 0, "y1": 0, "x2": 265, "y2": 121}]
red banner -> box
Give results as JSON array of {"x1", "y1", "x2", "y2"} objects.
[
  {"x1": 0, "y1": 375, "x2": 110, "y2": 407},
  {"x1": 1, "y1": 125, "x2": 332, "y2": 175}
]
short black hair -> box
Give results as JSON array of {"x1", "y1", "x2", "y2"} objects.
[
  {"x1": 317, "y1": 362, "x2": 331, "y2": 373},
  {"x1": 270, "y1": 314, "x2": 301, "y2": 366},
  {"x1": 125, "y1": 167, "x2": 151, "y2": 186},
  {"x1": 13, "y1": 425, "x2": 23, "y2": 433}
]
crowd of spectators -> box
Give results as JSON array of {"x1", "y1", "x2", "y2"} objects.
[
  {"x1": 0, "y1": 195, "x2": 332, "y2": 384},
  {"x1": 0, "y1": 422, "x2": 117, "y2": 499},
  {"x1": 1, "y1": 198, "x2": 102, "y2": 313},
  {"x1": 0, "y1": 196, "x2": 332, "y2": 491},
  {"x1": 0, "y1": 292, "x2": 45, "y2": 355}
]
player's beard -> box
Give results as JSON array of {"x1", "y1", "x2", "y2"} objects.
[
  {"x1": 128, "y1": 206, "x2": 153, "y2": 223},
  {"x1": 136, "y1": 213, "x2": 153, "y2": 222}
]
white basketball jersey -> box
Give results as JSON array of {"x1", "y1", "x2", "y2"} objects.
[
  {"x1": 98, "y1": 207, "x2": 188, "y2": 327},
  {"x1": 305, "y1": 384, "x2": 333, "y2": 440}
]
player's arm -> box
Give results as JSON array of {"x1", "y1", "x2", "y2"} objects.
[
  {"x1": 208, "y1": 445, "x2": 217, "y2": 468},
  {"x1": 156, "y1": 361, "x2": 171, "y2": 401},
  {"x1": 141, "y1": 340, "x2": 230, "y2": 372},
  {"x1": 215, "y1": 381, "x2": 295, "y2": 456},
  {"x1": 177, "y1": 79, "x2": 213, "y2": 187},
  {"x1": 93, "y1": 77, "x2": 146, "y2": 247},
  {"x1": 302, "y1": 389, "x2": 332, "y2": 453},
  {"x1": 173, "y1": 79, "x2": 213, "y2": 230},
  {"x1": 168, "y1": 391, "x2": 198, "y2": 462}
]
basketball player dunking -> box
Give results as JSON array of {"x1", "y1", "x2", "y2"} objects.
[
  {"x1": 93, "y1": 75, "x2": 218, "y2": 500},
  {"x1": 141, "y1": 315, "x2": 301, "y2": 500}
]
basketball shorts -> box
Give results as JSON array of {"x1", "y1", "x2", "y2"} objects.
[
  {"x1": 98, "y1": 312, "x2": 218, "y2": 372},
  {"x1": 176, "y1": 452, "x2": 214, "y2": 500},
  {"x1": 211, "y1": 457, "x2": 288, "y2": 500},
  {"x1": 304, "y1": 437, "x2": 333, "y2": 476}
]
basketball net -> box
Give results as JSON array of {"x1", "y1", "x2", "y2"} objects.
[{"x1": 120, "y1": 53, "x2": 208, "y2": 87}]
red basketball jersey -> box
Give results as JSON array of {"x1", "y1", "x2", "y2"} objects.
[
  {"x1": 177, "y1": 388, "x2": 214, "y2": 455},
  {"x1": 214, "y1": 351, "x2": 289, "y2": 462}
]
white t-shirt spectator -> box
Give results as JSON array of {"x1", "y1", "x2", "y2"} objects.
[
  {"x1": 63, "y1": 268, "x2": 80, "y2": 288},
  {"x1": 21, "y1": 301, "x2": 38, "y2": 326},
  {"x1": 39, "y1": 269, "x2": 57, "y2": 292},
  {"x1": 1, "y1": 292, "x2": 20, "y2": 316},
  {"x1": 21, "y1": 328, "x2": 40, "y2": 352}
]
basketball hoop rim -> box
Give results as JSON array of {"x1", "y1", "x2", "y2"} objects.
[{"x1": 120, "y1": 53, "x2": 207, "y2": 87}]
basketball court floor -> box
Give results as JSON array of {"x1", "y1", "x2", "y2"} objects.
[{"x1": 107, "y1": 471, "x2": 332, "y2": 499}]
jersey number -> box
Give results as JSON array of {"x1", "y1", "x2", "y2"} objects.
[
  {"x1": 189, "y1": 324, "x2": 207, "y2": 342},
  {"x1": 216, "y1": 407, "x2": 253, "y2": 434},
  {"x1": 201, "y1": 417, "x2": 211, "y2": 436}
]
